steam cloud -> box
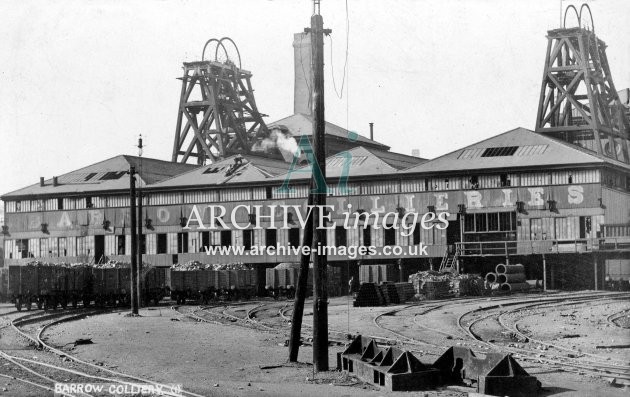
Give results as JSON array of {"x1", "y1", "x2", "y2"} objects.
[{"x1": 252, "y1": 128, "x2": 300, "y2": 162}]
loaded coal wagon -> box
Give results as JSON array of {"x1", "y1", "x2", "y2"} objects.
[
  {"x1": 265, "y1": 263, "x2": 343, "y2": 299},
  {"x1": 90, "y1": 267, "x2": 131, "y2": 307},
  {"x1": 143, "y1": 267, "x2": 171, "y2": 306},
  {"x1": 8, "y1": 261, "x2": 172, "y2": 310},
  {"x1": 170, "y1": 262, "x2": 258, "y2": 304}
]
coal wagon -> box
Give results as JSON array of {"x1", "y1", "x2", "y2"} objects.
[
  {"x1": 171, "y1": 268, "x2": 258, "y2": 304},
  {"x1": 265, "y1": 263, "x2": 343, "y2": 299}
]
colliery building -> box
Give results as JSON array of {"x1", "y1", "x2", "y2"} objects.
[{"x1": 2, "y1": 26, "x2": 630, "y2": 292}]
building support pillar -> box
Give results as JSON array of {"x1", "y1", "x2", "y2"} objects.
[
  {"x1": 550, "y1": 260, "x2": 555, "y2": 289},
  {"x1": 542, "y1": 254, "x2": 547, "y2": 291},
  {"x1": 593, "y1": 255, "x2": 598, "y2": 291}
]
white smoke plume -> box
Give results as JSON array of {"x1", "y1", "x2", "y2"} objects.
[{"x1": 252, "y1": 127, "x2": 301, "y2": 162}]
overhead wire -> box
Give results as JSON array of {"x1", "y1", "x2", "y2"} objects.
[{"x1": 329, "y1": 0, "x2": 349, "y2": 99}]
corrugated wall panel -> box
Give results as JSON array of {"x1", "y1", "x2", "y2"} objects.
[{"x1": 602, "y1": 188, "x2": 630, "y2": 224}]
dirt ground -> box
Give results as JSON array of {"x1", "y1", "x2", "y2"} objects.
[{"x1": 1, "y1": 292, "x2": 629, "y2": 396}]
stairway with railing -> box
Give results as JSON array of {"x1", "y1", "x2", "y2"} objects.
[{"x1": 439, "y1": 247, "x2": 459, "y2": 273}]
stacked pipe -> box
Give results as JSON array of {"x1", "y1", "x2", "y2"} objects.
[{"x1": 495, "y1": 264, "x2": 529, "y2": 292}]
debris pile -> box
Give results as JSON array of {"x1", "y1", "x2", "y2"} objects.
[
  {"x1": 170, "y1": 261, "x2": 249, "y2": 271},
  {"x1": 409, "y1": 271, "x2": 485, "y2": 299},
  {"x1": 25, "y1": 260, "x2": 129, "y2": 268},
  {"x1": 453, "y1": 273, "x2": 485, "y2": 296}
]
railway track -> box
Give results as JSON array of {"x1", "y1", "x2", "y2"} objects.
[
  {"x1": 2, "y1": 308, "x2": 206, "y2": 397},
  {"x1": 457, "y1": 291, "x2": 630, "y2": 380},
  {"x1": 606, "y1": 308, "x2": 630, "y2": 328}
]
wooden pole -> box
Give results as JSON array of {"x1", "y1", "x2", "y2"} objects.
[
  {"x1": 311, "y1": 11, "x2": 329, "y2": 372},
  {"x1": 593, "y1": 254, "x2": 598, "y2": 291},
  {"x1": 129, "y1": 166, "x2": 138, "y2": 315},
  {"x1": 542, "y1": 254, "x2": 547, "y2": 291},
  {"x1": 137, "y1": 189, "x2": 143, "y2": 307},
  {"x1": 288, "y1": 194, "x2": 314, "y2": 362}
]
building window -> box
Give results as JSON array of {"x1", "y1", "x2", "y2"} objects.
[
  {"x1": 16, "y1": 239, "x2": 29, "y2": 259},
  {"x1": 86, "y1": 196, "x2": 93, "y2": 208},
  {"x1": 475, "y1": 213, "x2": 487, "y2": 232},
  {"x1": 288, "y1": 228, "x2": 300, "y2": 247},
  {"x1": 487, "y1": 213, "x2": 499, "y2": 231},
  {"x1": 468, "y1": 176, "x2": 479, "y2": 189},
  {"x1": 500, "y1": 174, "x2": 511, "y2": 187},
  {"x1": 138, "y1": 234, "x2": 146, "y2": 254},
  {"x1": 243, "y1": 230, "x2": 253, "y2": 251},
  {"x1": 530, "y1": 218, "x2": 544, "y2": 240},
  {"x1": 266, "y1": 186, "x2": 273, "y2": 199},
  {"x1": 220, "y1": 230, "x2": 231, "y2": 247},
  {"x1": 201, "y1": 231, "x2": 210, "y2": 249},
  {"x1": 335, "y1": 226, "x2": 347, "y2": 247},
  {"x1": 177, "y1": 232, "x2": 188, "y2": 253},
  {"x1": 265, "y1": 229, "x2": 277, "y2": 248},
  {"x1": 384, "y1": 227, "x2": 396, "y2": 246},
  {"x1": 117, "y1": 235, "x2": 126, "y2": 255},
  {"x1": 464, "y1": 214, "x2": 475, "y2": 232},
  {"x1": 499, "y1": 212, "x2": 516, "y2": 231},
  {"x1": 157, "y1": 234, "x2": 167, "y2": 254},
  {"x1": 413, "y1": 224, "x2": 421, "y2": 245},
  {"x1": 362, "y1": 228, "x2": 371, "y2": 247},
  {"x1": 16, "y1": 201, "x2": 21, "y2": 212}
]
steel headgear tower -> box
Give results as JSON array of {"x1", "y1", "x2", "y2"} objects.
[
  {"x1": 171, "y1": 38, "x2": 269, "y2": 164},
  {"x1": 534, "y1": 4, "x2": 630, "y2": 164}
]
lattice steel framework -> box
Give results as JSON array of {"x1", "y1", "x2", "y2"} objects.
[
  {"x1": 534, "y1": 7, "x2": 630, "y2": 164},
  {"x1": 172, "y1": 38, "x2": 269, "y2": 164}
]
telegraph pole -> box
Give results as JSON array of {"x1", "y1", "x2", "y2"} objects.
[
  {"x1": 310, "y1": 1, "x2": 330, "y2": 372},
  {"x1": 129, "y1": 166, "x2": 139, "y2": 315},
  {"x1": 137, "y1": 135, "x2": 144, "y2": 308},
  {"x1": 287, "y1": 0, "x2": 331, "y2": 370},
  {"x1": 288, "y1": 194, "x2": 313, "y2": 362}
]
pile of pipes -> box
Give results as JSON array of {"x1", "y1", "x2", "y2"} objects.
[{"x1": 486, "y1": 264, "x2": 531, "y2": 292}]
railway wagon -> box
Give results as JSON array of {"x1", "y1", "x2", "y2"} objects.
[
  {"x1": 143, "y1": 267, "x2": 171, "y2": 306},
  {"x1": 171, "y1": 269, "x2": 257, "y2": 304},
  {"x1": 87, "y1": 268, "x2": 131, "y2": 307},
  {"x1": 9, "y1": 265, "x2": 93, "y2": 310},
  {"x1": 265, "y1": 265, "x2": 343, "y2": 299},
  {"x1": 9, "y1": 266, "x2": 40, "y2": 311}
]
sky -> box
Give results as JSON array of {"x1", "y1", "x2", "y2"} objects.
[{"x1": 1, "y1": 0, "x2": 629, "y2": 196}]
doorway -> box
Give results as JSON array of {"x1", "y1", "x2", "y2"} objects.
[{"x1": 94, "y1": 235, "x2": 105, "y2": 264}]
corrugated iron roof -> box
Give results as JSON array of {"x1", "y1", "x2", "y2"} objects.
[
  {"x1": 149, "y1": 154, "x2": 291, "y2": 189},
  {"x1": 1, "y1": 155, "x2": 198, "y2": 198},
  {"x1": 365, "y1": 147, "x2": 427, "y2": 169},
  {"x1": 269, "y1": 146, "x2": 404, "y2": 183},
  {"x1": 268, "y1": 113, "x2": 390, "y2": 150},
  {"x1": 401, "y1": 127, "x2": 630, "y2": 174}
]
